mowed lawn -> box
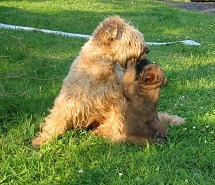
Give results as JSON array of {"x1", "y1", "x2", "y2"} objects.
[{"x1": 0, "y1": 0, "x2": 215, "y2": 184}]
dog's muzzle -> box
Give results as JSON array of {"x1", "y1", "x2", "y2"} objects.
[
  {"x1": 138, "y1": 46, "x2": 150, "y2": 61},
  {"x1": 145, "y1": 47, "x2": 150, "y2": 54}
]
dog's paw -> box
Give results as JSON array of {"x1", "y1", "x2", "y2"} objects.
[
  {"x1": 148, "y1": 120, "x2": 168, "y2": 144},
  {"x1": 152, "y1": 131, "x2": 167, "y2": 143},
  {"x1": 126, "y1": 58, "x2": 137, "y2": 69}
]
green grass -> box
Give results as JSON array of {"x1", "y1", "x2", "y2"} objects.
[{"x1": 0, "y1": 0, "x2": 215, "y2": 184}]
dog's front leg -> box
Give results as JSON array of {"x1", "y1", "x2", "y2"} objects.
[{"x1": 123, "y1": 58, "x2": 137, "y2": 97}]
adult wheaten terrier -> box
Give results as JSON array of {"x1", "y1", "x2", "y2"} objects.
[
  {"x1": 123, "y1": 58, "x2": 168, "y2": 146},
  {"x1": 32, "y1": 16, "x2": 149, "y2": 148}
]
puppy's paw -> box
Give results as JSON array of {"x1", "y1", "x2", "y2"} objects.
[
  {"x1": 149, "y1": 123, "x2": 168, "y2": 144},
  {"x1": 152, "y1": 131, "x2": 167, "y2": 143},
  {"x1": 126, "y1": 58, "x2": 137, "y2": 69}
]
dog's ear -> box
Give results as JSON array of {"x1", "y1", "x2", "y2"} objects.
[
  {"x1": 143, "y1": 69, "x2": 168, "y2": 87},
  {"x1": 142, "y1": 70, "x2": 157, "y2": 85},
  {"x1": 96, "y1": 25, "x2": 121, "y2": 45},
  {"x1": 93, "y1": 16, "x2": 124, "y2": 45}
]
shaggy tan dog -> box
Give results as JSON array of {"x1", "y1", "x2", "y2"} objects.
[
  {"x1": 32, "y1": 16, "x2": 149, "y2": 148},
  {"x1": 123, "y1": 58, "x2": 168, "y2": 146}
]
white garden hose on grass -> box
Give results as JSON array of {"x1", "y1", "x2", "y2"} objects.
[{"x1": 0, "y1": 23, "x2": 201, "y2": 46}]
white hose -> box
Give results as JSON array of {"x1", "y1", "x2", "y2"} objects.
[{"x1": 0, "y1": 23, "x2": 201, "y2": 46}]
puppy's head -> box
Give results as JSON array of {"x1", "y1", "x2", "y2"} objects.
[
  {"x1": 135, "y1": 58, "x2": 151, "y2": 78},
  {"x1": 138, "y1": 63, "x2": 168, "y2": 88},
  {"x1": 92, "y1": 16, "x2": 149, "y2": 68}
]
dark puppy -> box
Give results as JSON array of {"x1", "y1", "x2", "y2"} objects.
[{"x1": 123, "y1": 58, "x2": 168, "y2": 146}]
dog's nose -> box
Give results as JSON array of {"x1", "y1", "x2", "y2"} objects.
[{"x1": 145, "y1": 47, "x2": 150, "y2": 54}]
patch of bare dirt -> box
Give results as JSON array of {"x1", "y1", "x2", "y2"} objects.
[{"x1": 161, "y1": 1, "x2": 215, "y2": 15}]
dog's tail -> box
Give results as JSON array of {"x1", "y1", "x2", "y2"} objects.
[{"x1": 158, "y1": 112, "x2": 186, "y2": 125}]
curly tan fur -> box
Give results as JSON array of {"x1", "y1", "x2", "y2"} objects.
[{"x1": 32, "y1": 16, "x2": 149, "y2": 148}]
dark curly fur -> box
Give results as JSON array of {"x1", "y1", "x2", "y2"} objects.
[{"x1": 123, "y1": 58, "x2": 168, "y2": 146}]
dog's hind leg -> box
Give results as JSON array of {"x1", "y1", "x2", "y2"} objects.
[
  {"x1": 148, "y1": 119, "x2": 168, "y2": 143},
  {"x1": 92, "y1": 109, "x2": 126, "y2": 142},
  {"x1": 31, "y1": 89, "x2": 78, "y2": 148},
  {"x1": 31, "y1": 103, "x2": 72, "y2": 148}
]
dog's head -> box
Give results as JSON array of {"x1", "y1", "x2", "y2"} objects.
[
  {"x1": 135, "y1": 58, "x2": 151, "y2": 79},
  {"x1": 92, "y1": 16, "x2": 149, "y2": 68},
  {"x1": 138, "y1": 63, "x2": 168, "y2": 88}
]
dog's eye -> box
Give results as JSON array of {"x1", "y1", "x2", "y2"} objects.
[{"x1": 144, "y1": 77, "x2": 150, "y2": 82}]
